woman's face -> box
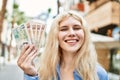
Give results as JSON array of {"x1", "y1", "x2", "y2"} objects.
[{"x1": 58, "y1": 17, "x2": 85, "y2": 54}]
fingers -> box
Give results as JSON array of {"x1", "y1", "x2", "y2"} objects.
[
  {"x1": 17, "y1": 45, "x2": 38, "y2": 76},
  {"x1": 19, "y1": 44, "x2": 29, "y2": 59},
  {"x1": 24, "y1": 47, "x2": 38, "y2": 63},
  {"x1": 17, "y1": 44, "x2": 37, "y2": 68}
]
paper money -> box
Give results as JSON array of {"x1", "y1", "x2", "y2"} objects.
[
  {"x1": 25, "y1": 20, "x2": 46, "y2": 49},
  {"x1": 12, "y1": 20, "x2": 46, "y2": 68},
  {"x1": 12, "y1": 24, "x2": 31, "y2": 49},
  {"x1": 25, "y1": 22, "x2": 33, "y2": 43},
  {"x1": 12, "y1": 19, "x2": 46, "y2": 54}
]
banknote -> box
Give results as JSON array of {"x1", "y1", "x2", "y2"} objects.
[
  {"x1": 12, "y1": 20, "x2": 46, "y2": 68},
  {"x1": 12, "y1": 24, "x2": 31, "y2": 50},
  {"x1": 25, "y1": 20, "x2": 46, "y2": 49},
  {"x1": 25, "y1": 22, "x2": 33, "y2": 44},
  {"x1": 12, "y1": 19, "x2": 46, "y2": 55}
]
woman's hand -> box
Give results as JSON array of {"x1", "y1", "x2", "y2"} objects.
[{"x1": 17, "y1": 44, "x2": 38, "y2": 76}]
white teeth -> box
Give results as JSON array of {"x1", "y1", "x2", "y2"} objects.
[{"x1": 66, "y1": 40, "x2": 77, "y2": 42}]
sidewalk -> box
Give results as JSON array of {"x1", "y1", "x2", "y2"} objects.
[{"x1": 0, "y1": 58, "x2": 24, "y2": 80}]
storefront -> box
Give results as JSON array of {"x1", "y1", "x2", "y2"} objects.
[{"x1": 91, "y1": 33, "x2": 120, "y2": 73}]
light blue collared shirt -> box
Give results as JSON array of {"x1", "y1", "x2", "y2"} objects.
[{"x1": 24, "y1": 64, "x2": 109, "y2": 80}]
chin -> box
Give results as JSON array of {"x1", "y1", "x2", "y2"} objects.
[{"x1": 66, "y1": 49, "x2": 79, "y2": 53}]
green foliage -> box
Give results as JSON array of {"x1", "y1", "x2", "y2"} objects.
[
  {"x1": 12, "y1": 2, "x2": 30, "y2": 25},
  {"x1": 4, "y1": 1, "x2": 30, "y2": 26},
  {"x1": 48, "y1": 8, "x2": 51, "y2": 14},
  {"x1": 13, "y1": 3, "x2": 19, "y2": 9}
]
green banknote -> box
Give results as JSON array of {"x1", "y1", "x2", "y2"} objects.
[{"x1": 12, "y1": 24, "x2": 31, "y2": 49}]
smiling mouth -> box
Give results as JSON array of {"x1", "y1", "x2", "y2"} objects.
[{"x1": 64, "y1": 39, "x2": 79, "y2": 43}]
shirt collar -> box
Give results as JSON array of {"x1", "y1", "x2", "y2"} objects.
[
  {"x1": 56, "y1": 64, "x2": 82, "y2": 80},
  {"x1": 56, "y1": 64, "x2": 61, "y2": 77}
]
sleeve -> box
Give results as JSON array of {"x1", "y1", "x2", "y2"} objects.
[
  {"x1": 97, "y1": 65, "x2": 109, "y2": 80},
  {"x1": 24, "y1": 74, "x2": 39, "y2": 80},
  {"x1": 103, "y1": 74, "x2": 109, "y2": 80}
]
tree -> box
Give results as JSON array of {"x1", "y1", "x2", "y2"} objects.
[
  {"x1": 0, "y1": 0, "x2": 8, "y2": 43},
  {"x1": 0, "y1": 0, "x2": 29, "y2": 61},
  {"x1": 7, "y1": 0, "x2": 29, "y2": 61},
  {"x1": 0, "y1": 0, "x2": 8, "y2": 59},
  {"x1": 11, "y1": 1, "x2": 29, "y2": 27}
]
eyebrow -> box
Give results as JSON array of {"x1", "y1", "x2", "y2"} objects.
[
  {"x1": 60, "y1": 24, "x2": 81, "y2": 27},
  {"x1": 59, "y1": 26, "x2": 68, "y2": 30},
  {"x1": 74, "y1": 24, "x2": 81, "y2": 26},
  {"x1": 59, "y1": 25, "x2": 68, "y2": 28}
]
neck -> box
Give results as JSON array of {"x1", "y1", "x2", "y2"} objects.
[{"x1": 60, "y1": 52, "x2": 75, "y2": 70}]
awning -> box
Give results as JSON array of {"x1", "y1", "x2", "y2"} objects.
[{"x1": 91, "y1": 33, "x2": 120, "y2": 49}]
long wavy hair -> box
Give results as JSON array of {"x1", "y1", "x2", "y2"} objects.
[{"x1": 38, "y1": 10, "x2": 99, "y2": 80}]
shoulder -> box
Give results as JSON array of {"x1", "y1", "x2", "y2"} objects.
[{"x1": 96, "y1": 64, "x2": 109, "y2": 80}]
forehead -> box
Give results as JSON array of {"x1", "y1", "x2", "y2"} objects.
[
  {"x1": 59, "y1": 17, "x2": 82, "y2": 26},
  {"x1": 59, "y1": 14, "x2": 82, "y2": 22}
]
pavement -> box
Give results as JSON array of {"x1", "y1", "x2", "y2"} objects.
[{"x1": 0, "y1": 58, "x2": 24, "y2": 80}]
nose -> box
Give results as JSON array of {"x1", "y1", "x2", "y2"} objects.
[{"x1": 68, "y1": 28, "x2": 75, "y2": 37}]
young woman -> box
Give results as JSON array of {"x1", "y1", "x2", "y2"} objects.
[{"x1": 17, "y1": 10, "x2": 109, "y2": 80}]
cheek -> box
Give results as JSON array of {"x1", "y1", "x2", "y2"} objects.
[
  {"x1": 58, "y1": 32, "x2": 65, "y2": 42},
  {"x1": 78, "y1": 30, "x2": 85, "y2": 40},
  {"x1": 58, "y1": 32, "x2": 67, "y2": 48},
  {"x1": 81, "y1": 32, "x2": 85, "y2": 39},
  {"x1": 77, "y1": 31, "x2": 85, "y2": 49}
]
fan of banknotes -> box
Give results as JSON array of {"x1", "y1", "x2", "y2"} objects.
[{"x1": 12, "y1": 19, "x2": 46, "y2": 52}]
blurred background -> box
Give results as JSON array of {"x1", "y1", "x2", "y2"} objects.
[{"x1": 0, "y1": 0, "x2": 120, "y2": 80}]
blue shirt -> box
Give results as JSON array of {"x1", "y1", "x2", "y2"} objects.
[{"x1": 24, "y1": 65, "x2": 109, "y2": 80}]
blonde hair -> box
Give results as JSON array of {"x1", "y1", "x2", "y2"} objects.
[{"x1": 38, "y1": 10, "x2": 99, "y2": 80}]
